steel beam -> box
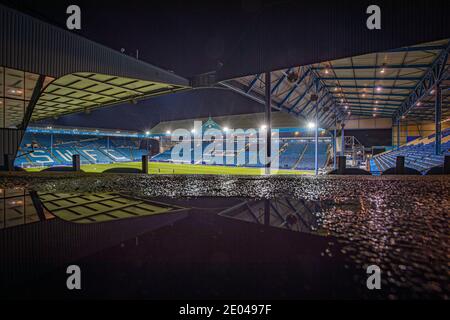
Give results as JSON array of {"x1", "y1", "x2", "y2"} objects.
[
  {"x1": 393, "y1": 43, "x2": 450, "y2": 120},
  {"x1": 19, "y1": 75, "x2": 46, "y2": 130},
  {"x1": 337, "y1": 91, "x2": 409, "y2": 97},
  {"x1": 246, "y1": 74, "x2": 261, "y2": 93},
  {"x1": 327, "y1": 85, "x2": 415, "y2": 90},
  {"x1": 322, "y1": 76, "x2": 422, "y2": 81},
  {"x1": 271, "y1": 68, "x2": 292, "y2": 94},
  {"x1": 312, "y1": 64, "x2": 430, "y2": 70},
  {"x1": 278, "y1": 68, "x2": 310, "y2": 109}
]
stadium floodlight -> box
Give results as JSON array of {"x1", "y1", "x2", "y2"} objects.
[
  {"x1": 145, "y1": 131, "x2": 150, "y2": 135},
  {"x1": 260, "y1": 125, "x2": 267, "y2": 131},
  {"x1": 307, "y1": 122, "x2": 316, "y2": 129},
  {"x1": 166, "y1": 130, "x2": 171, "y2": 135},
  {"x1": 223, "y1": 127, "x2": 229, "y2": 132}
]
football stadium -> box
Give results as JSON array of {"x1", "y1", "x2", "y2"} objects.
[{"x1": 0, "y1": 1, "x2": 449, "y2": 304}]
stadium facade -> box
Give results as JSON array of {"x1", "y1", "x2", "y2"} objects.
[{"x1": 1, "y1": 3, "x2": 449, "y2": 175}]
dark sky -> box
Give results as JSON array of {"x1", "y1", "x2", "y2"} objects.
[
  {"x1": 40, "y1": 88, "x2": 265, "y2": 131},
  {"x1": 3, "y1": 0, "x2": 450, "y2": 79},
  {"x1": 1, "y1": 0, "x2": 262, "y2": 77},
  {"x1": 3, "y1": 0, "x2": 450, "y2": 130}
]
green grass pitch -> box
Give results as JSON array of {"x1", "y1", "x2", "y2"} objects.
[{"x1": 25, "y1": 161, "x2": 313, "y2": 175}]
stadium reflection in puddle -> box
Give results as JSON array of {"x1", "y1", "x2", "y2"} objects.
[
  {"x1": 0, "y1": 175, "x2": 448, "y2": 299},
  {"x1": 0, "y1": 188, "x2": 50, "y2": 229}
]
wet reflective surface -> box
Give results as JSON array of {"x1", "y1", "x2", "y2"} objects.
[
  {"x1": 0, "y1": 174, "x2": 449, "y2": 299},
  {"x1": 0, "y1": 188, "x2": 41, "y2": 229}
]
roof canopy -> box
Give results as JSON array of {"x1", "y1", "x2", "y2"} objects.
[
  {"x1": 33, "y1": 72, "x2": 186, "y2": 121},
  {"x1": 220, "y1": 39, "x2": 450, "y2": 128}
]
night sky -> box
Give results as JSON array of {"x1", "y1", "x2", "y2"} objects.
[
  {"x1": 4, "y1": 0, "x2": 450, "y2": 78},
  {"x1": 2, "y1": 0, "x2": 450, "y2": 130}
]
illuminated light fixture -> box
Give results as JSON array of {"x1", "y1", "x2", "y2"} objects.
[
  {"x1": 260, "y1": 125, "x2": 267, "y2": 131},
  {"x1": 166, "y1": 130, "x2": 171, "y2": 135},
  {"x1": 324, "y1": 68, "x2": 330, "y2": 74},
  {"x1": 344, "y1": 105, "x2": 349, "y2": 110},
  {"x1": 416, "y1": 101, "x2": 422, "y2": 106},
  {"x1": 373, "y1": 107, "x2": 378, "y2": 111},
  {"x1": 223, "y1": 127, "x2": 229, "y2": 132},
  {"x1": 334, "y1": 87, "x2": 338, "y2": 91},
  {"x1": 362, "y1": 93, "x2": 366, "y2": 98},
  {"x1": 340, "y1": 99, "x2": 344, "y2": 103},
  {"x1": 376, "y1": 86, "x2": 382, "y2": 92},
  {"x1": 191, "y1": 129, "x2": 196, "y2": 134},
  {"x1": 347, "y1": 111, "x2": 351, "y2": 115},
  {"x1": 401, "y1": 115, "x2": 406, "y2": 119},
  {"x1": 375, "y1": 100, "x2": 379, "y2": 104},
  {"x1": 307, "y1": 122, "x2": 316, "y2": 129},
  {"x1": 145, "y1": 131, "x2": 150, "y2": 135},
  {"x1": 430, "y1": 89, "x2": 435, "y2": 94},
  {"x1": 373, "y1": 113, "x2": 377, "y2": 117}
]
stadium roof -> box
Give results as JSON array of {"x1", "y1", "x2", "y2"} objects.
[
  {"x1": 26, "y1": 125, "x2": 152, "y2": 138},
  {"x1": 0, "y1": 4, "x2": 190, "y2": 124},
  {"x1": 220, "y1": 39, "x2": 450, "y2": 128},
  {"x1": 33, "y1": 72, "x2": 187, "y2": 121},
  {"x1": 150, "y1": 112, "x2": 306, "y2": 134}
]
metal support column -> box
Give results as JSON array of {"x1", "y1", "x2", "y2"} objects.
[
  {"x1": 142, "y1": 155, "x2": 149, "y2": 174},
  {"x1": 314, "y1": 103, "x2": 319, "y2": 175},
  {"x1": 72, "y1": 154, "x2": 80, "y2": 172},
  {"x1": 396, "y1": 118, "x2": 400, "y2": 150},
  {"x1": 265, "y1": 72, "x2": 271, "y2": 175},
  {"x1": 333, "y1": 126, "x2": 337, "y2": 170},
  {"x1": 435, "y1": 85, "x2": 442, "y2": 155},
  {"x1": 396, "y1": 156, "x2": 405, "y2": 174},
  {"x1": 341, "y1": 123, "x2": 345, "y2": 156}
]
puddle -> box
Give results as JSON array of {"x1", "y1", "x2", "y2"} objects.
[{"x1": 0, "y1": 174, "x2": 448, "y2": 299}]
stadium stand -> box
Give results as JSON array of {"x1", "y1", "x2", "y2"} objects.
[
  {"x1": 149, "y1": 117, "x2": 331, "y2": 170},
  {"x1": 151, "y1": 138, "x2": 330, "y2": 170},
  {"x1": 370, "y1": 127, "x2": 450, "y2": 174},
  {"x1": 14, "y1": 133, "x2": 152, "y2": 168}
]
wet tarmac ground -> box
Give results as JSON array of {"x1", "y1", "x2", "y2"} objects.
[{"x1": 1, "y1": 173, "x2": 449, "y2": 299}]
